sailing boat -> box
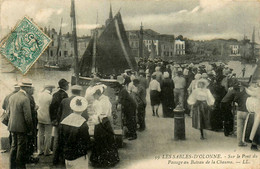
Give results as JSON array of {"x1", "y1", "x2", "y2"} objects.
[
  {"x1": 70, "y1": 2, "x2": 136, "y2": 146},
  {"x1": 78, "y1": 11, "x2": 137, "y2": 79}
]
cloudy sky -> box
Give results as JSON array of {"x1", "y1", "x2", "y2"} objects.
[{"x1": 0, "y1": 0, "x2": 259, "y2": 41}]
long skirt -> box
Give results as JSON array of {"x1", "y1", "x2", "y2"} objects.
[
  {"x1": 150, "y1": 90, "x2": 160, "y2": 106},
  {"x1": 192, "y1": 101, "x2": 211, "y2": 130},
  {"x1": 161, "y1": 92, "x2": 174, "y2": 118},
  {"x1": 210, "y1": 106, "x2": 223, "y2": 130},
  {"x1": 243, "y1": 113, "x2": 260, "y2": 145},
  {"x1": 90, "y1": 117, "x2": 120, "y2": 167}
]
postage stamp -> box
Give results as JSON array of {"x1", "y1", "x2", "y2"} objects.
[{"x1": 0, "y1": 16, "x2": 51, "y2": 74}]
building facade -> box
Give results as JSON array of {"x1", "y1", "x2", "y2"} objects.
[
  {"x1": 42, "y1": 28, "x2": 91, "y2": 62},
  {"x1": 174, "y1": 39, "x2": 185, "y2": 55},
  {"x1": 126, "y1": 29, "x2": 176, "y2": 59}
]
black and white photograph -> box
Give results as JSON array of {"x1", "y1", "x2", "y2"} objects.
[{"x1": 0, "y1": 0, "x2": 260, "y2": 168}]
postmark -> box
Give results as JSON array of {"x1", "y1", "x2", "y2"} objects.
[{"x1": 0, "y1": 16, "x2": 51, "y2": 74}]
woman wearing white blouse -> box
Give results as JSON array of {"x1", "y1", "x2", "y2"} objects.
[
  {"x1": 90, "y1": 85, "x2": 120, "y2": 167},
  {"x1": 188, "y1": 79, "x2": 215, "y2": 140},
  {"x1": 149, "y1": 73, "x2": 161, "y2": 117}
]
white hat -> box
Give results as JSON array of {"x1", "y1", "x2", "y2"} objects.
[
  {"x1": 163, "y1": 72, "x2": 169, "y2": 78},
  {"x1": 70, "y1": 96, "x2": 88, "y2": 112},
  {"x1": 117, "y1": 75, "x2": 125, "y2": 84},
  {"x1": 197, "y1": 79, "x2": 209, "y2": 88},
  {"x1": 195, "y1": 74, "x2": 202, "y2": 80},
  {"x1": 91, "y1": 84, "x2": 107, "y2": 94},
  {"x1": 245, "y1": 85, "x2": 260, "y2": 98}
]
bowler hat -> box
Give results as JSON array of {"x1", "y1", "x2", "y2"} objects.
[{"x1": 58, "y1": 79, "x2": 69, "y2": 88}]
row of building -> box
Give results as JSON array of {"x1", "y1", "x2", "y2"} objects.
[{"x1": 40, "y1": 5, "x2": 257, "y2": 63}]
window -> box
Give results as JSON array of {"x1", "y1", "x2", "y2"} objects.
[
  {"x1": 170, "y1": 52, "x2": 173, "y2": 56},
  {"x1": 65, "y1": 43, "x2": 67, "y2": 48},
  {"x1": 51, "y1": 34, "x2": 54, "y2": 39},
  {"x1": 59, "y1": 51, "x2": 61, "y2": 56},
  {"x1": 52, "y1": 41, "x2": 54, "y2": 46},
  {"x1": 64, "y1": 51, "x2": 68, "y2": 57},
  {"x1": 50, "y1": 50, "x2": 53, "y2": 57}
]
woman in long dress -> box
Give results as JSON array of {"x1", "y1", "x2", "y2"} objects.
[
  {"x1": 59, "y1": 96, "x2": 91, "y2": 169},
  {"x1": 90, "y1": 84, "x2": 120, "y2": 167},
  {"x1": 188, "y1": 79, "x2": 215, "y2": 139},
  {"x1": 161, "y1": 72, "x2": 175, "y2": 118},
  {"x1": 244, "y1": 83, "x2": 260, "y2": 150}
]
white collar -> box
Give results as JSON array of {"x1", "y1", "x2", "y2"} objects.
[
  {"x1": 61, "y1": 113, "x2": 86, "y2": 127},
  {"x1": 20, "y1": 89, "x2": 27, "y2": 95}
]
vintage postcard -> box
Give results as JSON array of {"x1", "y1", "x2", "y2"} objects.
[{"x1": 0, "y1": 0, "x2": 259, "y2": 169}]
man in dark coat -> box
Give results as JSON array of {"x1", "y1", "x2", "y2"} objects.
[
  {"x1": 50, "y1": 78, "x2": 69, "y2": 165},
  {"x1": 8, "y1": 79, "x2": 33, "y2": 169},
  {"x1": 220, "y1": 83, "x2": 240, "y2": 136},
  {"x1": 58, "y1": 85, "x2": 88, "y2": 122},
  {"x1": 26, "y1": 87, "x2": 39, "y2": 163},
  {"x1": 133, "y1": 79, "x2": 147, "y2": 131},
  {"x1": 117, "y1": 76, "x2": 137, "y2": 140}
]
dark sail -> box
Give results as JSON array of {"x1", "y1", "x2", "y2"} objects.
[{"x1": 79, "y1": 12, "x2": 137, "y2": 77}]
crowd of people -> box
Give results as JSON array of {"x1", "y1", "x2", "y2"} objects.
[
  {"x1": 126, "y1": 58, "x2": 259, "y2": 147},
  {"x1": 1, "y1": 59, "x2": 260, "y2": 169},
  {"x1": 2, "y1": 78, "x2": 120, "y2": 169}
]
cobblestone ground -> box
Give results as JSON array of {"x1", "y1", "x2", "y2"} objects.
[{"x1": 1, "y1": 94, "x2": 260, "y2": 169}]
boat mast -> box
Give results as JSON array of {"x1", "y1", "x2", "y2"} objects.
[
  {"x1": 91, "y1": 12, "x2": 98, "y2": 75},
  {"x1": 139, "y1": 22, "x2": 143, "y2": 58},
  {"x1": 56, "y1": 18, "x2": 63, "y2": 64},
  {"x1": 71, "y1": 0, "x2": 79, "y2": 84},
  {"x1": 251, "y1": 26, "x2": 255, "y2": 61}
]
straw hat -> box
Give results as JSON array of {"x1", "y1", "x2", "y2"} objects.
[
  {"x1": 19, "y1": 78, "x2": 33, "y2": 87},
  {"x1": 70, "y1": 96, "x2": 88, "y2": 112},
  {"x1": 44, "y1": 84, "x2": 55, "y2": 89}
]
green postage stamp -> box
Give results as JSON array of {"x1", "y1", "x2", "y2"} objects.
[{"x1": 0, "y1": 16, "x2": 51, "y2": 74}]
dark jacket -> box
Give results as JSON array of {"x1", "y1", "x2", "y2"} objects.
[
  {"x1": 8, "y1": 91, "x2": 33, "y2": 133},
  {"x1": 234, "y1": 89, "x2": 249, "y2": 112},
  {"x1": 49, "y1": 89, "x2": 68, "y2": 123},
  {"x1": 59, "y1": 114, "x2": 91, "y2": 161},
  {"x1": 59, "y1": 96, "x2": 89, "y2": 123},
  {"x1": 2, "y1": 91, "x2": 17, "y2": 110}
]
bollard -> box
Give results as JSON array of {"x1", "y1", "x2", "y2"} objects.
[{"x1": 174, "y1": 105, "x2": 186, "y2": 140}]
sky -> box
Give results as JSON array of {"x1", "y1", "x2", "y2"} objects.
[{"x1": 0, "y1": 0, "x2": 260, "y2": 42}]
